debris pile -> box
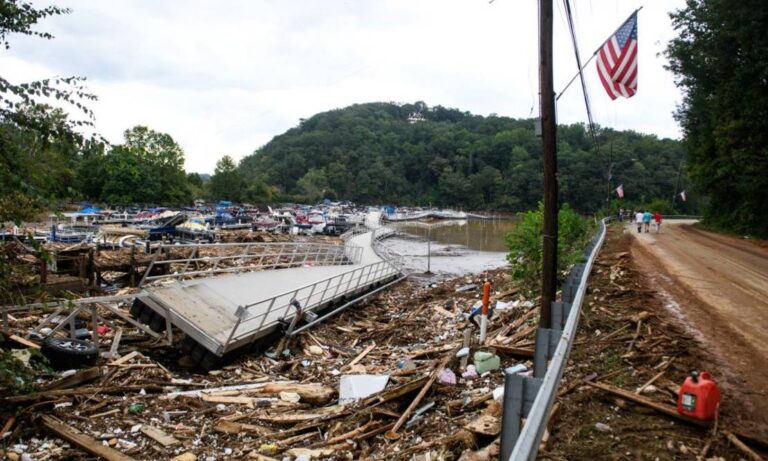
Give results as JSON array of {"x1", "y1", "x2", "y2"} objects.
[
  {"x1": 1, "y1": 269, "x2": 545, "y2": 460},
  {"x1": 545, "y1": 229, "x2": 766, "y2": 460}
]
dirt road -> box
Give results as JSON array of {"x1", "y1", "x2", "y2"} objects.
[{"x1": 629, "y1": 220, "x2": 768, "y2": 436}]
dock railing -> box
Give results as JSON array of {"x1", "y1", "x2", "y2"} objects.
[
  {"x1": 500, "y1": 218, "x2": 608, "y2": 460},
  {"x1": 139, "y1": 241, "x2": 362, "y2": 287},
  {"x1": 218, "y1": 229, "x2": 405, "y2": 354}
]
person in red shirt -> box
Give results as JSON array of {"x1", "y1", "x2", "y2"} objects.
[{"x1": 654, "y1": 212, "x2": 662, "y2": 234}]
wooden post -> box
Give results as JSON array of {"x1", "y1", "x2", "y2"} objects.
[{"x1": 539, "y1": 0, "x2": 558, "y2": 330}]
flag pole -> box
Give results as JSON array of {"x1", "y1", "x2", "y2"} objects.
[{"x1": 555, "y1": 6, "x2": 643, "y2": 101}]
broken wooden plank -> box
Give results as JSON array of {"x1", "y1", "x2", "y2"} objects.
[
  {"x1": 140, "y1": 425, "x2": 180, "y2": 447},
  {"x1": 9, "y1": 334, "x2": 40, "y2": 349},
  {"x1": 108, "y1": 328, "x2": 123, "y2": 359},
  {"x1": 257, "y1": 383, "x2": 335, "y2": 404},
  {"x1": 386, "y1": 346, "x2": 459, "y2": 439},
  {"x1": 586, "y1": 381, "x2": 709, "y2": 427},
  {"x1": 201, "y1": 395, "x2": 256, "y2": 408},
  {"x1": 40, "y1": 415, "x2": 136, "y2": 461},
  {"x1": 490, "y1": 344, "x2": 534, "y2": 358},
  {"x1": 3, "y1": 385, "x2": 165, "y2": 404},
  {"x1": 1, "y1": 416, "x2": 15, "y2": 437},
  {"x1": 42, "y1": 367, "x2": 101, "y2": 391},
  {"x1": 343, "y1": 343, "x2": 376, "y2": 369},
  {"x1": 214, "y1": 420, "x2": 270, "y2": 435},
  {"x1": 90, "y1": 409, "x2": 120, "y2": 419},
  {"x1": 724, "y1": 431, "x2": 765, "y2": 461},
  {"x1": 108, "y1": 350, "x2": 141, "y2": 366}
]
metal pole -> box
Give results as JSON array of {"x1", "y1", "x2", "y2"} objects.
[
  {"x1": 540, "y1": 0, "x2": 558, "y2": 330},
  {"x1": 426, "y1": 240, "x2": 431, "y2": 274}
]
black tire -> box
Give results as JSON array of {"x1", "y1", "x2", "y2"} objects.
[
  {"x1": 138, "y1": 308, "x2": 154, "y2": 325},
  {"x1": 180, "y1": 336, "x2": 197, "y2": 355},
  {"x1": 41, "y1": 337, "x2": 99, "y2": 370},
  {"x1": 130, "y1": 299, "x2": 146, "y2": 318},
  {"x1": 190, "y1": 343, "x2": 207, "y2": 364},
  {"x1": 198, "y1": 351, "x2": 223, "y2": 372},
  {"x1": 149, "y1": 312, "x2": 167, "y2": 333}
]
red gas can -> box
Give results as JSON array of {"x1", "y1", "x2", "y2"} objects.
[{"x1": 677, "y1": 370, "x2": 721, "y2": 421}]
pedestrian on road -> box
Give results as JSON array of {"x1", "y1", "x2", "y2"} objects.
[
  {"x1": 643, "y1": 210, "x2": 652, "y2": 233},
  {"x1": 654, "y1": 211, "x2": 662, "y2": 234},
  {"x1": 635, "y1": 210, "x2": 644, "y2": 233},
  {"x1": 618, "y1": 207, "x2": 625, "y2": 222}
]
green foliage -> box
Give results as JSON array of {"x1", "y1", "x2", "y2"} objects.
[
  {"x1": 208, "y1": 155, "x2": 242, "y2": 201},
  {"x1": 0, "y1": 335, "x2": 50, "y2": 395},
  {"x1": 505, "y1": 203, "x2": 593, "y2": 294},
  {"x1": 665, "y1": 0, "x2": 768, "y2": 237},
  {"x1": 0, "y1": 106, "x2": 82, "y2": 222},
  {"x1": 238, "y1": 102, "x2": 687, "y2": 212},
  {"x1": 83, "y1": 126, "x2": 190, "y2": 205}
]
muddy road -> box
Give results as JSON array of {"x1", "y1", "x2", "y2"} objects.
[{"x1": 630, "y1": 220, "x2": 768, "y2": 436}]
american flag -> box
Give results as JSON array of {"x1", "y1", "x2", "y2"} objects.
[
  {"x1": 597, "y1": 12, "x2": 638, "y2": 100},
  {"x1": 616, "y1": 184, "x2": 624, "y2": 198}
]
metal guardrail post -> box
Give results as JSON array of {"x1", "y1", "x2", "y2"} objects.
[{"x1": 499, "y1": 373, "x2": 543, "y2": 459}]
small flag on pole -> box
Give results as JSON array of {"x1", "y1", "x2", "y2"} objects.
[
  {"x1": 616, "y1": 184, "x2": 624, "y2": 198},
  {"x1": 597, "y1": 11, "x2": 638, "y2": 100},
  {"x1": 680, "y1": 191, "x2": 687, "y2": 202}
]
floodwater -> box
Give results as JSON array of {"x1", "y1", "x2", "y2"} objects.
[{"x1": 381, "y1": 218, "x2": 517, "y2": 281}]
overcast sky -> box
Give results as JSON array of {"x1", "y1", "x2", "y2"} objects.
[{"x1": 1, "y1": 0, "x2": 686, "y2": 174}]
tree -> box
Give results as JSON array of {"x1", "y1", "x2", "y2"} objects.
[
  {"x1": 100, "y1": 126, "x2": 189, "y2": 205},
  {"x1": 0, "y1": 1, "x2": 95, "y2": 221},
  {"x1": 208, "y1": 155, "x2": 242, "y2": 201},
  {"x1": 666, "y1": 0, "x2": 768, "y2": 236}
]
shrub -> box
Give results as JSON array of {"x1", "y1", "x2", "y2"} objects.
[{"x1": 506, "y1": 202, "x2": 594, "y2": 295}]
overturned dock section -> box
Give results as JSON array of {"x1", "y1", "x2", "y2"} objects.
[{"x1": 135, "y1": 225, "x2": 403, "y2": 358}]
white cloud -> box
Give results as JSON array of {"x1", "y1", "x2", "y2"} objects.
[{"x1": 2, "y1": 0, "x2": 685, "y2": 173}]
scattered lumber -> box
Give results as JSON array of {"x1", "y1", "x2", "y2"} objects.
[
  {"x1": 587, "y1": 381, "x2": 709, "y2": 427},
  {"x1": 724, "y1": 431, "x2": 765, "y2": 461},
  {"x1": 42, "y1": 367, "x2": 101, "y2": 391},
  {"x1": 140, "y1": 425, "x2": 180, "y2": 447},
  {"x1": 40, "y1": 415, "x2": 136, "y2": 461}
]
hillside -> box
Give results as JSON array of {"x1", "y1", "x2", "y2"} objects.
[{"x1": 238, "y1": 102, "x2": 687, "y2": 212}]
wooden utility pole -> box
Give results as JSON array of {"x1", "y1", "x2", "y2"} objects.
[{"x1": 540, "y1": 0, "x2": 558, "y2": 329}]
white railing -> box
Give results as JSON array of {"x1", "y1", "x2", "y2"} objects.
[{"x1": 139, "y1": 242, "x2": 362, "y2": 286}]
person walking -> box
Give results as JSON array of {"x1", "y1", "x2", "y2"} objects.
[
  {"x1": 635, "y1": 210, "x2": 644, "y2": 233},
  {"x1": 643, "y1": 210, "x2": 652, "y2": 233},
  {"x1": 654, "y1": 211, "x2": 662, "y2": 234}
]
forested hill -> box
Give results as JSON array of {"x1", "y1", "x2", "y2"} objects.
[{"x1": 238, "y1": 102, "x2": 686, "y2": 212}]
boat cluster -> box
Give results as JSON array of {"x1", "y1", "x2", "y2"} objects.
[{"x1": 2, "y1": 201, "x2": 370, "y2": 247}]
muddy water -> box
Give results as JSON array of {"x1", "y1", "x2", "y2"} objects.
[{"x1": 382, "y1": 218, "x2": 517, "y2": 280}]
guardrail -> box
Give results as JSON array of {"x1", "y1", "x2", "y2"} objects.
[
  {"x1": 500, "y1": 218, "x2": 608, "y2": 460},
  {"x1": 139, "y1": 242, "x2": 362, "y2": 287}
]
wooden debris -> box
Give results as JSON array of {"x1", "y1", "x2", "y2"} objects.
[
  {"x1": 170, "y1": 453, "x2": 197, "y2": 461},
  {"x1": 464, "y1": 414, "x2": 500, "y2": 436},
  {"x1": 140, "y1": 425, "x2": 180, "y2": 447},
  {"x1": 586, "y1": 381, "x2": 709, "y2": 427},
  {"x1": 9, "y1": 334, "x2": 40, "y2": 349},
  {"x1": 724, "y1": 431, "x2": 765, "y2": 461},
  {"x1": 3, "y1": 385, "x2": 165, "y2": 404},
  {"x1": 386, "y1": 347, "x2": 459, "y2": 439},
  {"x1": 1, "y1": 416, "x2": 15, "y2": 437},
  {"x1": 343, "y1": 343, "x2": 376, "y2": 370},
  {"x1": 42, "y1": 367, "x2": 101, "y2": 391},
  {"x1": 40, "y1": 415, "x2": 136, "y2": 461},
  {"x1": 201, "y1": 395, "x2": 258, "y2": 408},
  {"x1": 258, "y1": 382, "x2": 335, "y2": 404},
  {"x1": 108, "y1": 350, "x2": 141, "y2": 366}
]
